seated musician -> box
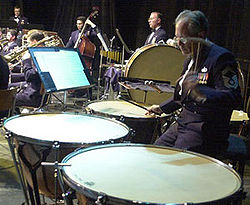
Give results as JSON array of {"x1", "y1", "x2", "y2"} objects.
[
  {"x1": 12, "y1": 30, "x2": 47, "y2": 109},
  {"x1": 146, "y1": 10, "x2": 242, "y2": 156},
  {"x1": 1, "y1": 29, "x2": 19, "y2": 56},
  {"x1": 144, "y1": 12, "x2": 167, "y2": 45}
]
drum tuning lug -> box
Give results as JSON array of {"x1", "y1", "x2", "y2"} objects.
[
  {"x1": 130, "y1": 129, "x2": 136, "y2": 137},
  {"x1": 95, "y1": 192, "x2": 107, "y2": 204},
  {"x1": 53, "y1": 141, "x2": 60, "y2": 149},
  {"x1": 109, "y1": 140, "x2": 114, "y2": 144},
  {"x1": 119, "y1": 115, "x2": 125, "y2": 122}
]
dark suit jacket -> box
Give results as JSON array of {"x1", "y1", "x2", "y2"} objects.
[
  {"x1": 0, "y1": 56, "x2": 9, "y2": 89},
  {"x1": 144, "y1": 27, "x2": 167, "y2": 45},
  {"x1": 66, "y1": 30, "x2": 80, "y2": 48},
  {"x1": 66, "y1": 28, "x2": 97, "y2": 48},
  {"x1": 15, "y1": 58, "x2": 43, "y2": 108},
  {"x1": 0, "y1": 56, "x2": 10, "y2": 118},
  {"x1": 9, "y1": 16, "x2": 29, "y2": 31},
  {"x1": 2, "y1": 41, "x2": 18, "y2": 55}
]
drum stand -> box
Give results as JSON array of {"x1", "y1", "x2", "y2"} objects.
[
  {"x1": 41, "y1": 141, "x2": 73, "y2": 205},
  {"x1": 6, "y1": 136, "x2": 70, "y2": 205},
  {"x1": 97, "y1": 45, "x2": 126, "y2": 101},
  {"x1": 5, "y1": 131, "x2": 30, "y2": 205}
]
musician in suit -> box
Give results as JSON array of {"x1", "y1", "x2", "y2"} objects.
[
  {"x1": 66, "y1": 15, "x2": 97, "y2": 98},
  {"x1": 9, "y1": 6, "x2": 29, "y2": 31},
  {"x1": 66, "y1": 16, "x2": 96, "y2": 48},
  {"x1": 146, "y1": 10, "x2": 241, "y2": 156},
  {"x1": 1, "y1": 29, "x2": 18, "y2": 56},
  {"x1": 144, "y1": 12, "x2": 167, "y2": 45}
]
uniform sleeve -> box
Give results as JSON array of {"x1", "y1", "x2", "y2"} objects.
[
  {"x1": 22, "y1": 58, "x2": 40, "y2": 82},
  {"x1": 160, "y1": 96, "x2": 182, "y2": 114},
  {"x1": 66, "y1": 33, "x2": 74, "y2": 48}
]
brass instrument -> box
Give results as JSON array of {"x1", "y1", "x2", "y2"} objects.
[
  {"x1": 3, "y1": 35, "x2": 61, "y2": 63},
  {"x1": 0, "y1": 38, "x2": 8, "y2": 51},
  {"x1": 22, "y1": 29, "x2": 65, "y2": 47}
]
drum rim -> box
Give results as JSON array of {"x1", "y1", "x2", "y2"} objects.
[
  {"x1": 3, "y1": 112, "x2": 130, "y2": 146},
  {"x1": 61, "y1": 143, "x2": 243, "y2": 204},
  {"x1": 86, "y1": 100, "x2": 169, "y2": 120}
]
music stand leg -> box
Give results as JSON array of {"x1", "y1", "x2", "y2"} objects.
[{"x1": 97, "y1": 47, "x2": 104, "y2": 100}]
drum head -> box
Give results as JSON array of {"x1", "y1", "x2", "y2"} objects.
[
  {"x1": 62, "y1": 144, "x2": 242, "y2": 204},
  {"x1": 3, "y1": 113, "x2": 129, "y2": 146},
  {"x1": 125, "y1": 44, "x2": 185, "y2": 105},
  {"x1": 87, "y1": 100, "x2": 158, "y2": 119}
]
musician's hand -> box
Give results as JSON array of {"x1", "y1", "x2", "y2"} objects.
[
  {"x1": 145, "y1": 105, "x2": 163, "y2": 116},
  {"x1": 8, "y1": 63, "x2": 14, "y2": 71},
  {"x1": 182, "y1": 72, "x2": 207, "y2": 103},
  {"x1": 182, "y1": 72, "x2": 198, "y2": 92}
]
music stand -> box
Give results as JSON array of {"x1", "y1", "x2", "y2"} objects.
[{"x1": 29, "y1": 47, "x2": 93, "y2": 106}]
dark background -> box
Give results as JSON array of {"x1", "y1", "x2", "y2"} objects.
[
  {"x1": 0, "y1": 0, "x2": 249, "y2": 108},
  {"x1": 0, "y1": 0, "x2": 249, "y2": 58}
]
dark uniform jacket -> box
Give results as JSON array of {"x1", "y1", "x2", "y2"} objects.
[
  {"x1": 15, "y1": 58, "x2": 43, "y2": 108},
  {"x1": 2, "y1": 41, "x2": 18, "y2": 56},
  {"x1": 66, "y1": 28, "x2": 97, "y2": 48},
  {"x1": 9, "y1": 16, "x2": 29, "y2": 31},
  {"x1": 144, "y1": 27, "x2": 167, "y2": 45},
  {"x1": 0, "y1": 56, "x2": 10, "y2": 118},
  {"x1": 159, "y1": 43, "x2": 241, "y2": 151},
  {"x1": 0, "y1": 56, "x2": 9, "y2": 89}
]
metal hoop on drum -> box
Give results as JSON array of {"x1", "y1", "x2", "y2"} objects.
[
  {"x1": 86, "y1": 100, "x2": 170, "y2": 144},
  {"x1": 61, "y1": 143, "x2": 244, "y2": 205},
  {"x1": 3, "y1": 113, "x2": 130, "y2": 204},
  {"x1": 125, "y1": 44, "x2": 185, "y2": 105}
]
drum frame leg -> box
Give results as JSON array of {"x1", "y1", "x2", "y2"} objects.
[
  {"x1": 5, "y1": 132, "x2": 31, "y2": 205},
  {"x1": 41, "y1": 141, "x2": 73, "y2": 205},
  {"x1": 17, "y1": 142, "x2": 51, "y2": 205}
]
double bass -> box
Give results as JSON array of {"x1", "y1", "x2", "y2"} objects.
[{"x1": 74, "y1": 11, "x2": 98, "y2": 70}]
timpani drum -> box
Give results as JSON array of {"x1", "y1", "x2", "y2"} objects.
[
  {"x1": 61, "y1": 143, "x2": 243, "y2": 204},
  {"x1": 86, "y1": 100, "x2": 168, "y2": 144},
  {"x1": 125, "y1": 44, "x2": 185, "y2": 105},
  {"x1": 3, "y1": 113, "x2": 130, "y2": 198}
]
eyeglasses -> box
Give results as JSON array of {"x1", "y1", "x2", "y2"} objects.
[
  {"x1": 173, "y1": 36, "x2": 188, "y2": 44},
  {"x1": 76, "y1": 23, "x2": 83, "y2": 25}
]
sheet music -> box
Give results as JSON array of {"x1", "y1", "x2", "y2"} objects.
[{"x1": 30, "y1": 48, "x2": 91, "y2": 92}]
